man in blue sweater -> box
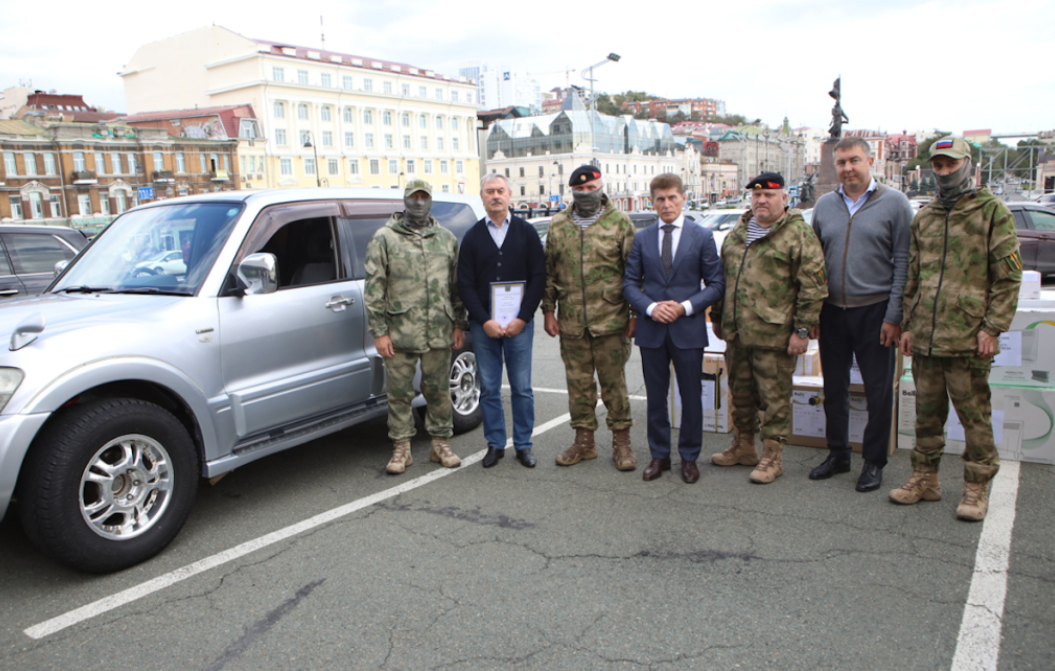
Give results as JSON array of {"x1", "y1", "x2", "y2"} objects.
[
  {"x1": 809, "y1": 137, "x2": 913, "y2": 492},
  {"x1": 458, "y1": 173, "x2": 546, "y2": 468}
]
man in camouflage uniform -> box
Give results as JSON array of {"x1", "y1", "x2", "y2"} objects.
[
  {"x1": 711, "y1": 173, "x2": 828, "y2": 484},
  {"x1": 365, "y1": 180, "x2": 468, "y2": 474},
  {"x1": 893, "y1": 136, "x2": 1021, "y2": 521},
  {"x1": 543, "y1": 165, "x2": 638, "y2": 471}
]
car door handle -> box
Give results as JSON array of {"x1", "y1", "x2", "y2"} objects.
[
  {"x1": 0, "y1": 289, "x2": 19, "y2": 296},
  {"x1": 325, "y1": 296, "x2": 354, "y2": 311}
]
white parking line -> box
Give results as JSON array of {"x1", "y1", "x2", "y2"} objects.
[
  {"x1": 950, "y1": 460, "x2": 1021, "y2": 671},
  {"x1": 24, "y1": 412, "x2": 573, "y2": 640}
]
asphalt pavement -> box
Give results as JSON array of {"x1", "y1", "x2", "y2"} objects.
[{"x1": 0, "y1": 318, "x2": 1052, "y2": 671}]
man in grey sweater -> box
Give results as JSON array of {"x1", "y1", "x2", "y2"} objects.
[{"x1": 809, "y1": 137, "x2": 913, "y2": 492}]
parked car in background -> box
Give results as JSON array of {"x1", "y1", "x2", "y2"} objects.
[
  {"x1": 0, "y1": 225, "x2": 89, "y2": 301},
  {"x1": 133, "y1": 249, "x2": 187, "y2": 277},
  {"x1": 697, "y1": 209, "x2": 749, "y2": 251},
  {"x1": 1009, "y1": 203, "x2": 1055, "y2": 276},
  {"x1": 0, "y1": 188, "x2": 485, "y2": 573}
]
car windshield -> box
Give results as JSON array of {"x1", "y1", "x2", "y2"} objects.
[{"x1": 53, "y1": 202, "x2": 243, "y2": 296}]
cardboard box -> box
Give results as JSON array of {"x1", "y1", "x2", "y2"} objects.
[
  {"x1": 897, "y1": 375, "x2": 1055, "y2": 465},
  {"x1": 670, "y1": 352, "x2": 731, "y2": 433},
  {"x1": 1020, "y1": 271, "x2": 1041, "y2": 301},
  {"x1": 795, "y1": 348, "x2": 822, "y2": 376},
  {"x1": 988, "y1": 308, "x2": 1055, "y2": 388},
  {"x1": 788, "y1": 375, "x2": 897, "y2": 455}
]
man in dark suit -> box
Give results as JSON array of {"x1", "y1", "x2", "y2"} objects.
[
  {"x1": 623, "y1": 173, "x2": 725, "y2": 483},
  {"x1": 458, "y1": 173, "x2": 546, "y2": 468}
]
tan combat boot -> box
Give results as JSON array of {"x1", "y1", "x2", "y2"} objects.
[
  {"x1": 888, "y1": 471, "x2": 943, "y2": 504},
  {"x1": 555, "y1": 428, "x2": 597, "y2": 466},
  {"x1": 430, "y1": 437, "x2": 461, "y2": 468},
  {"x1": 957, "y1": 481, "x2": 990, "y2": 521},
  {"x1": 611, "y1": 428, "x2": 637, "y2": 471},
  {"x1": 749, "y1": 439, "x2": 784, "y2": 484},
  {"x1": 386, "y1": 440, "x2": 413, "y2": 474},
  {"x1": 711, "y1": 428, "x2": 759, "y2": 467}
]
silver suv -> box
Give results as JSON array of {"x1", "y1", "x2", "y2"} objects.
[{"x1": 0, "y1": 189, "x2": 484, "y2": 572}]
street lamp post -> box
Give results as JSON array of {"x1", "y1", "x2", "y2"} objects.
[
  {"x1": 581, "y1": 53, "x2": 620, "y2": 167},
  {"x1": 303, "y1": 131, "x2": 321, "y2": 187}
]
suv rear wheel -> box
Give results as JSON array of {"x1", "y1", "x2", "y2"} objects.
[{"x1": 18, "y1": 398, "x2": 198, "y2": 573}]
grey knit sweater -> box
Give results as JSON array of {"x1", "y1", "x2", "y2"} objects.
[{"x1": 811, "y1": 183, "x2": 914, "y2": 325}]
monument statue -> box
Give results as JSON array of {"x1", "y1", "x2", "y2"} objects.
[
  {"x1": 800, "y1": 173, "x2": 815, "y2": 206},
  {"x1": 828, "y1": 78, "x2": 848, "y2": 140}
]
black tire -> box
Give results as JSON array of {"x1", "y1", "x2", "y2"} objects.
[
  {"x1": 18, "y1": 398, "x2": 198, "y2": 573},
  {"x1": 449, "y1": 340, "x2": 482, "y2": 435}
]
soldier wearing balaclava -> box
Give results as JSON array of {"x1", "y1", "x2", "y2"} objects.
[{"x1": 894, "y1": 136, "x2": 1022, "y2": 522}]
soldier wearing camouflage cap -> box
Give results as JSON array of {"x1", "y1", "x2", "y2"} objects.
[
  {"x1": 543, "y1": 165, "x2": 639, "y2": 471},
  {"x1": 710, "y1": 172, "x2": 829, "y2": 484},
  {"x1": 365, "y1": 179, "x2": 469, "y2": 474},
  {"x1": 893, "y1": 136, "x2": 1022, "y2": 521}
]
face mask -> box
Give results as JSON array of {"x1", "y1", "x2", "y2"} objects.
[
  {"x1": 404, "y1": 193, "x2": 432, "y2": 228},
  {"x1": 572, "y1": 188, "x2": 604, "y2": 216},
  {"x1": 935, "y1": 159, "x2": 975, "y2": 209}
]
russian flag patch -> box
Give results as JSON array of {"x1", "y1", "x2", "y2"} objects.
[{"x1": 935, "y1": 139, "x2": 954, "y2": 149}]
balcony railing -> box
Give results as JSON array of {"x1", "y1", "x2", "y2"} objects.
[
  {"x1": 153, "y1": 170, "x2": 175, "y2": 183},
  {"x1": 71, "y1": 170, "x2": 97, "y2": 184}
]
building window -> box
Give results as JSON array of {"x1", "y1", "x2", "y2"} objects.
[
  {"x1": 272, "y1": 67, "x2": 285, "y2": 82},
  {"x1": 111, "y1": 153, "x2": 121, "y2": 174},
  {"x1": 43, "y1": 153, "x2": 56, "y2": 175},
  {"x1": 383, "y1": 81, "x2": 392, "y2": 94},
  {"x1": 49, "y1": 195, "x2": 61, "y2": 217},
  {"x1": 383, "y1": 111, "x2": 392, "y2": 126},
  {"x1": 129, "y1": 154, "x2": 138, "y2": 175},
  {"x1": 322, "y1": 131, "x2": 333, "y2": 147},
  {"x1": 240, "y1": 156, "x2": 246, "y2": 174},
  {"x1": 388, "y1": 159, "x2": 398, "y2": 174},
  {"x1": 504, "y1": 168, "x2": 510, "y2": 178},
  {"x1": 441, "y1": 160, "x2": 449, "y2": 174},
  {"x1": 364, "y1": 109, "x2": 373, "y2": 124},
  {"x1": 9, "y1": 195, "x2": 22, "y2": 219},
  {"x1": 24, "y1": 152, "x2": 37, "y2": 176},
  {"x1": 344, "y1": 132, "x2": 355, "y2": 147},
  {"x1": 539, "y1": 166, "x2": 544, "y2": 178},
  {"x1": 320, "y1": 106, "x2": 331, "y2": 121},
  {"x1": 275, "y1": 128, "x2": 287, "y2": 145},
  {"x1": 273, "y1": 101, "x2": 285, "y2": 118},
  {"x1": 28, "y1": 192, "x2": 43, "y2": 219},
  {"x1": 305, "y1": 157, "x2": 316, "y2": 175},
  {"x1": 437, "y1": 137, "x2": 444, "y2": 151},
  {"x1": 441, "y1": 184, "x2": 450, "y2": 193},
  {"x1": 200, "y1": 153, "x2": 207, "y2": 173},
  {"x1": 520, "y1": 185, "x2": 526, "y2": 196},
  {"x1": 452, "y1": 137, "x2": 459, "y2": 151},
  {"x1": 73, "y1": 151, "x2": 86, "y2": 172},
  {"x1": 401, "y1": 84, "x2": 410, "y2": 96},
  {"x1": 320, "y1": 73, "x2": 332, "y2": 88},
  {"x1": 435, "y1": 88, "x2": 443, "y2": 100},
  {"x1": 385, "y1": 134, "x2": 393, "y2": 149},
  {"x1": 418, "y1": 114, "x2": 427, "y2": 128},
  {"x1": 300, "y1": 130, "x2": 311, "y2": 146},
  {"x1": 519, "y1": 167, "x2": 525, "y2": 178},
  {"x1": 456, "y1": 160, "x2": 464, "y2": 173},
  {"x1": 420, "y1": 136, "x2": 428, "y2": 150},
  {"x1": 115, "y1": 191, "x2": 127, "y2": 214},
  {"x1": 77, "y1": 194, "x2": 92, "y2": 216},
  {"x1": 424, "y1": 160, "x2": 433, "y2": 174},
  {"x1": 435, "y1": 116, "x2": 443, "y2": 130},
  {"x1": 363, "y1": 78, "x2": 373, "y2": 92},
  {"x1": 298, "y1": 103, "x2": 308, "y2": 120},
  {"x1": 176, "y1": 153, "x2": 186, "y2": 173},
  {"x1": 328, "y1": 158, "x2": 339, "y2": 175},
  {"x1": 419, "y1": 86, "x2": 427, "y2": 98},
  {"x1": 280, "y1": 158, "x2": 292, "y2": 175},
  {"x1": 343, "y1": 107, "x2": 353, "y2": 123},
  {"x1": 365, "y1": 133, "x2": 374, "y2": 148},
  {"x1": 297, "y1": 69, "x2": 308, "y2": 85},
  {"x1": 403, "y1": 135, "x2": 411, "y2": 149},
  {"x1": 349, "y1": 160, "x2": 359, "y2": 175},
  {"x1": 406, "y1": 159, "x2": 416, "y2": 174},
  {"x1": 99, "y1": 196, "x2": 110, "y2": 216},
  {"x1": 401, "y1": 112, "x2": 410, "y2": 127},
  {"x1": 153, "y1": 152, "x2": 164, "y2": 171},
  {"x1": 451, "y1": 91, "x2": 459, "y2": 103},
  {"x1": 342, "y1": 76, "x2": 353, "y2": 90},
  {"x1": 451, "y1": 117, "x2": 459, "y2": 130},
  {"x1": 370, "y1": 159, "x2": 380, "y2": 174}
]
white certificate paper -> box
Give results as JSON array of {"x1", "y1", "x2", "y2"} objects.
[{"x1": 491, "y1": 282, "x2": 525, "y2": 329}]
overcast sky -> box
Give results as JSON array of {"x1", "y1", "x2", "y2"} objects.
[{"x1": 3, "y1": 0, "x2": 1051, "y2": 140}]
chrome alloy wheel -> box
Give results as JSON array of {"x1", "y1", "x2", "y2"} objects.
[
  {"x1": 79, "y1": 434, "x2": 175, "y2": 540},
  {"x1": 449, "y1": 351, "x2": 481, "y2": 416}
]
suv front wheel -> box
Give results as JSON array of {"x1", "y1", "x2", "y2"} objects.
[
  {"x1": 18, "y1": 398, "x2": 199, "y2": 573},
  {"x1": 449, "y1": 343, "x2": 482, "y2": 434}
]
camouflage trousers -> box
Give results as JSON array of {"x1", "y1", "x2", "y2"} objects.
[
  {"x1": 384, "y1": 348, "x2": 452, "y2": 442},
  {"x1": 727, "y1": 337, "x2": 796, "y2": 442},
  {"x1": 559, "y1": 332, "x2": 633, "y2": 431},
  {"x1": 912, "y1": 354, "x2": 999, "y2": 484}
]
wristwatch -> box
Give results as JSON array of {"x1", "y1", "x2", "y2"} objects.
[{"x1": 796, "y1": 327, "x2": 810, "y2": 339}]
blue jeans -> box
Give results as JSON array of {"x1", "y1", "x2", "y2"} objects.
[{"x1": 469, "y1": 320, "x2": 535, "y2": 451}]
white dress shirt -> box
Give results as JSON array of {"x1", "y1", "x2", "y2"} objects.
[
  {"x1": 486, "y1": 213, "x2": 511, "y2": 249},
  {"x1": 645, "y1": 213, "x2": 694, "y2": 318}
]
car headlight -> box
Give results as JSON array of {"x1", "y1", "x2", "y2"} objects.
[{"x1": 0, "y1": 368, "x2": 25, "y2": 413}]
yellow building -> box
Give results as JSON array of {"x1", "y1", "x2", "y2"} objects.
[{"x1": 121, "y1": 26, "x2": 481, "y2": 194}]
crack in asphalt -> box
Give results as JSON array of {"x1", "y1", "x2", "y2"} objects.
[{"x1": 376, "y1": 500, "x2": 536, "y2": 530}]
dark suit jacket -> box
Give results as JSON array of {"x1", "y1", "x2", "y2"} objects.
[{"x1": 622, "y1": 217, "x2": 725, "y2": 349}]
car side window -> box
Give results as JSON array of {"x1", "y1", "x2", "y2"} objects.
[
  {"x1": 232, "y1": 202, "x2": 343, "y2": 291},
  {"x1": 1027, "y1": 209, "x2": 1055, "y2": 232},
  {"x1": 1, "y1": 233, "x2": 76, "y2": 274},
  {"x1": 0, "y1": 244, "x2": 13, "y2": 276},
  {"x1": 1012, "y1": 211, "x2": 1030, "y2": 230}
]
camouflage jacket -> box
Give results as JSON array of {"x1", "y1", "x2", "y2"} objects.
[
  {"x1": 902, "y1": 188, "x2": 1021, "y2": 357},
  {"x1": 713, "y1": 208, "x2": 828, "y2": 349},
  {"x1": 364, "y1": 212, "x2": 468, "y2": 353},
  {"x1": 542, "y1": 197, "x2": 636, "y2": 338}
]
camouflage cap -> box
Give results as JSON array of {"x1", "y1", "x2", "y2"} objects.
[
  {"x1": 930, "y1": 136, "x2": 972, "y2": 161},
  {"x1": 404, "y1": 179, "x2": 432, "y2": 197}
]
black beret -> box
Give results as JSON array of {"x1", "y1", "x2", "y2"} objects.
[
  {"x1": 569, "y1": 165, "x2": 602, "y2": 187},
  {"x1": 745, "y1": 172, "x2": 785, "y2": 190}
]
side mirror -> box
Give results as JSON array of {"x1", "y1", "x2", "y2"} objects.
[
  {"x1": 236, "y1": 253, "x2": 278, "y2": 295},
  {"x1": 54, "y1": 260, "x2": 69, "y2": 277}
]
